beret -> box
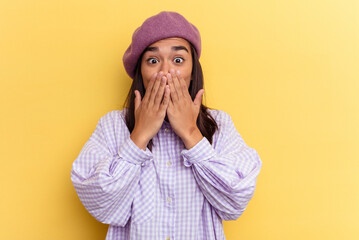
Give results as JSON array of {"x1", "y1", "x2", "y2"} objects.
[{"x1": 123, "y1": 11, "x2": 201, "y2": 79}]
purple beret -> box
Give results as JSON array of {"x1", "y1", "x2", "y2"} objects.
[{"x1": 123, "y1": 11, "x2": 201, "y2": 79}]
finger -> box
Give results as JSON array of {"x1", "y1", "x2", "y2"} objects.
[
  {"x1": 170, "y1": 69, "x2": 183, "y2": 97},
  {"x1": 178, "y1": 74, "x2": 191, "y2": 100},
  {"x1": 134, "y1": 90, "x2": 142, "y2": 110},
  {"x1": 194, "y1": 89, "x2": 204, "y2": 106},
  {"x1": 143, "y1": 72, "x2": 159, "y2": 103},
  {"x1": 148, "y1": 72, "x2": 164, "y2": 106},
  {"x1": 159, "y1": 85, "x2": 171, "y2": 112},
  {"x1": 167, "y1": 72, "x2": 179, "y2": 102},
  {"x1": 154, "y1": 75, "x2": 167, "y2": 107}
]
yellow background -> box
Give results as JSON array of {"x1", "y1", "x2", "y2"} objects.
[{"x1": 1, "y1": 0, "x2": 358, "y2": 239}]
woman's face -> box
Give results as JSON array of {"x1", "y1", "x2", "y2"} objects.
[{"x1": 140, "y1": 37, "x2": 193, "y2": 90}]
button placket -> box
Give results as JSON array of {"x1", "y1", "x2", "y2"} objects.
[{"x1": 161, "y1": 123, "x2": 175, "y2": 239}]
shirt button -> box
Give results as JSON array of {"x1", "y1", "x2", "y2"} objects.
[
  {"x1": 164, "y1": 128, "x2": 169, "y2": 132},
  {"x1": 167, "y1": 161, "x2": 172, "y2": 166},
  {"x1": 167, "y1": 197, "x2": 172, "y2": 202},
  {"x1": 141, "y1": 162, "x2": 146, "y2": 167}
]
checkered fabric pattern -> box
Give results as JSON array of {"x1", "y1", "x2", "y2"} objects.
[{"x1": 71, "y1": 109, "x2": 262, "y2": 240}]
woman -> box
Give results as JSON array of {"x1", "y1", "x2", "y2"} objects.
[{"x1": 71, "y1": 11, "x2": 262, "y2": 240}]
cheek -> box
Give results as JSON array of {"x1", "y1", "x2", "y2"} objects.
[
  {"x1": 184, "y1": 74, "x2": 191, "y2": 88},
  {"x1": 143, "y1": 76, "x2": 149, "y2": 89},
  {"x1": 141, "y1": 67, "x2": 152, "y2": 89},
  {"x1": 184, "y1": 65, "x2": 193, "y2": 88}
]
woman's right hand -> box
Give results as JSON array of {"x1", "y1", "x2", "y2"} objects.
[{"x1": 130, "y1": 72, "x2": 171, "y2": 150}]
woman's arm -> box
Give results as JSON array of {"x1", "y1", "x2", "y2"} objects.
[
  {"x1": 181, "y1": 111, "x2": 262, "y2": 221},
  {"x1": 71, "y1": 112, "x2": 153, "y2": 226}
]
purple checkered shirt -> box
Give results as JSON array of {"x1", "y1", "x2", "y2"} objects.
[{"x1": 71, "y1": 109, "x2": 262, "y2": 240}]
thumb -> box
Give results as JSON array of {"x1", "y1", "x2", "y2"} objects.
[
  {"x1": 134, "y1": 90, "x2": 141, "y2": 110},
  {"x1": 193, "y1": 89, "x2": 204, "y2": 106}
]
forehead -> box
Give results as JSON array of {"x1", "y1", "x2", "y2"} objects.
[{"x1": 147, "y1": 37, "x2": 191, "y2": 50}]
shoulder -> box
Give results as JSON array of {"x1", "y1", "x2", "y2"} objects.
[
  {"x1": 85, "y1": 109, "x2": 129, "y2": 156},
  {"x1": 206, "y1": 108, "x2": 240, "y2": 142},
  {"x1": 98, "y1": 109, "x2": 127, "y2": 124},
  {"x1": 95, "y1": 109, "x2": 129, "y2": 135},
  {"x1": 206, "y1": 108, "x2": 243, "y2": 152},
  {"x1": 206, "y1": 108, "x2": 233, "y2": 128}
]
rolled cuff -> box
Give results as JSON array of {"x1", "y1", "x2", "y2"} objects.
[
  {"x1": 117, "y1": 136, "x2": 153, "y2": 167},
  {"x1": 181, "y1": 137, "x2": 216, "y2": 167}
]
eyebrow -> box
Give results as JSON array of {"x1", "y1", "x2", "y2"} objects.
[{"x1": 144, "y1": 45, "x2": 189, "y2": 53}]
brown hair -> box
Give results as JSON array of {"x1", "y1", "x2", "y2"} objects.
[{"x1": 123, "y1": 42, "x2": 218, "y2": 150}]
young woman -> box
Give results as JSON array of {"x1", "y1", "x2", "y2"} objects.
[{"x1": 71, "y1": 11, "x2": 262, "y2": 240}]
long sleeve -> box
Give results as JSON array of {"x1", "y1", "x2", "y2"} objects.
[
  {"x1": 71, "y1": 111, "x2": 153, "y2": 226},
  {"x1": 181, "y1": 111, "x2": 262, "y2": 221}
]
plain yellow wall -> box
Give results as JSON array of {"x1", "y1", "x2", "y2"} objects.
[{"x1": 1, "y1": 0, "x2": 358, "y2": 239}]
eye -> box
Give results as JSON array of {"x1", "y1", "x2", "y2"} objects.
[
  {"x1": 174, "y1": 57, "x2": 184, "y2": 64},
  {"x1": 147, "y1": 58, "x2": 158, "y2": 64}
]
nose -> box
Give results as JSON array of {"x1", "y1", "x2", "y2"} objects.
[{"x1": 160, "y1": 60, "x2": 171, "y2": 74}]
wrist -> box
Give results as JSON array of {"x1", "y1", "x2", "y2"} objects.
[
  {"x1": 130, "y1": 128, "x2": 150, "y2": 150},
  {"x1": 181, "y1": 126, "x2": 203, "y2": 150}
]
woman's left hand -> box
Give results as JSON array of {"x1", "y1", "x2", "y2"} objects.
[{"x1": 166, "y1": 69, "x2": 204, "y2": 149}]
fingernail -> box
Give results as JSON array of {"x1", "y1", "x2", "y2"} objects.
[
  {"x1": 176, "y1": 70, "x2": 180, "y2": 75},
  {"x1": 170, "y1": 69, "x2": 175, "y2": 74}
]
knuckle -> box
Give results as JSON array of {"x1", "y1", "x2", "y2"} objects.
[{"x1": 155, "y1": 93, "x2": 161, "y2": 100}]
